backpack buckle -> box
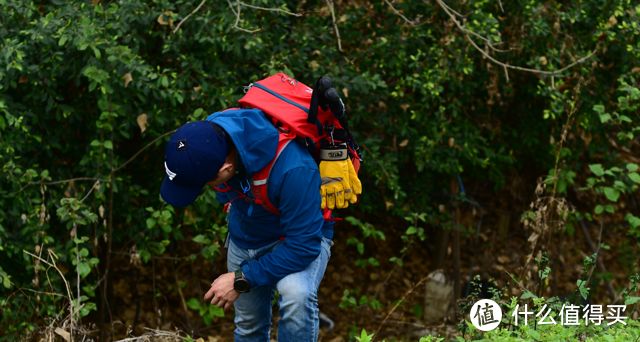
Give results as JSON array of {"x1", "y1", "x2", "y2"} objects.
[
  {"x1": 280, "y1": 75, "x2": 298, "y2": 86},
  {"x1": 324, "y1": 124, "x2": 336, "y2": 145}
]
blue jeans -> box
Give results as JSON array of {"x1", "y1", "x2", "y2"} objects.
[{"x1": 227, "y1": 237, "x2": 333, "y2": 342}]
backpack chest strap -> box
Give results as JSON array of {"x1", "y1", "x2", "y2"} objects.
[{"x1": 250, "y1": 130, "x2": 295, "y2": 215}]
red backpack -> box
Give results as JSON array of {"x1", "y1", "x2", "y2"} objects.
[{"x1": 216, "y1": 73, "x2": 361, "y2": 217}]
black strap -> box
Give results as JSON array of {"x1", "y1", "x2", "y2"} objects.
[{"x1": 307, "y1": 77, "x2": 322, "y2": 124}]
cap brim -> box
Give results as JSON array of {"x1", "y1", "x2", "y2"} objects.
[{"x1": 161, "y1": 175, "x2": 204, "y2": 208}]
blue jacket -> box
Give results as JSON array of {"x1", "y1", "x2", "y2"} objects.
[{"x1": 205, "y1": 109, "x2": 334, "y2": 288}]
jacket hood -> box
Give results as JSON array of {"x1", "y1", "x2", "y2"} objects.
[{"x1": 205, "y1": 109, "x2": 279, "y2": 179}]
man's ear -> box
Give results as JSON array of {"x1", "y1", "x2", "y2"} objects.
[{"x1": 219, "y1": 162, "x2": 234, "y2": 173}]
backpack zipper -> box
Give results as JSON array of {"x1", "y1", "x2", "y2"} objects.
[{"x1": 252, "y1": 83, "x2": 309, "y2": 114}]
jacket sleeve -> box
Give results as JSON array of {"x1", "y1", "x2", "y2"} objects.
[{"x1": 240, "y1": 167, "x2": 324, "y2": 287}]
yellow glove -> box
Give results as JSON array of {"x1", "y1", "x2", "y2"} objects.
[
  {"x1": 319, "y1": 159, "x2": 352, "y2": 209},
  {"x1": 346, "y1": 157, "x2": 362, "y2": 204},
  {"x1": 319, "y1": 145, "x2": 353, "y2": 209}
]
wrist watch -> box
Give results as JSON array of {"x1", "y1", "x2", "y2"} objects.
[{"x1": 233, "y1": 269, "x2": 251, "y2": 293}]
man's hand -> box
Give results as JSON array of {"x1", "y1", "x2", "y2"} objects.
[{"x1": 204, "y1": 272, "x2": 241, "y2": 311}]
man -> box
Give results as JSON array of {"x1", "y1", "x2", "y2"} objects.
[{"x1": 161, "y1": 108, "x2": 333, "y2": 342}]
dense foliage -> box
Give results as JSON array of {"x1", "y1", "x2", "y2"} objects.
[{"x1": 1, "y1": 0, "x2": 640, "y2": 339}]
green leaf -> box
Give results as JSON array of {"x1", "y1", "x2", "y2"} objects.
[
  {"x1": 357, "y1": 243, "x2": 364, "y2": 255},
  {"x1": 603, "y1": 187, "x2": 620, "y2": 202},
  {"x1": 625, "y1": 296, "x2": 640, "y2": 305},
  {"x1": 625, "y1": 214, "x2": 640, "y2": 229},
  {"x1": 406, "y1": 226, "x2": 417, "y2": 235},
  {"x1": 210, "y1": 305, "x2": 224, "y2": 317},
  {"x1": 589, "y1": 164, "x2": 605, "y2": 176},
  {"x1": 455, "y1": 336, "x2": 465, "y2": 342},
  {"x1": 356, "y1": 329, "x2": 374, "y2": 342},
  {"x1": 593, "y1": 104, "x2": 605, "y2": 113},
  {"x1": 521, "y1": 290, "x2": 538, "y2": 300},
  {"x1": 629, "y1": 172, "x2": 640, "y2": 183},
  {"x1": 193, "y1": 235, "x2": 205, "y2": 243},
  {"x1": 103, "y1": 140, "x2": 113, "y2": 149},
  {"x1": 193, "y1": 108, "x2": 204, "y2": 119},
  {"x1": 59, "y1": 36, "x2": 68, "y2": 46},
  {"x1": 90, "y1": 139, "x2": 101, "y2": 147},
  {"x1": 78, "y1": 263, "x2": 91, "y2": 278},
  {"x1": 146, "y1": 218, "x2": 156, "y2": 229},
  {"x1": 627, "y1": 163, "x2": 639, "y2": 172},
  {"x1": 368, "y1": 257, "x2": 380, "y2": 266},
  {"x1": 594, "y1": 205, "x2": 604, "y2": 215},
  {"x1": 599, "y1": 113, "x2": 612, "y2": 123},
  {"x1": 577, "y1": 279, "x2": 590, "y2": 300},
  {"x1": 529, "y1": 328, "x2": 541, "y2": 341},
  {"x1": 186, "y1": 297, "x2": 200, "y2": 310},
  {"x1": 162, "y1": 76, "x2": 169, "y2": 88},
  {"x1": 3, "y1": 277, "x2": 11, "y2": 289}
]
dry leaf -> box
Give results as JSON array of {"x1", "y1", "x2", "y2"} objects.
[
  {"x1": 137, "y1": 113, "x2": 149, "y2": 133},
  {"x1": 310, "y1": 60, "x2": 319, "y2": 71},
  {"x1": 341, "y1": 274, "x2": 354, "y2": 283},
  {"x1": 193, "y1": 86, "x2": 201, "y2": 93},
  {"x1": 606, "y1": 15, "x2": 617, "y2": 28},
  {"x1": 378, "y1": 101, "x2": 387, "y2": 109},
  {"x1": 342, "y1": 87, "x2": 349, "y2": 98},
  {"x1": 385, "y1": 201, "x2": 394, "y2": 210},
  {"x1": 91, "y1": 0, "x2": 100, "y2": 5},
  {"x1": 123, "y1": 73, "x2": 132, "y2": 88},
  {"x1": 339, "y1": 14, "x2": 347, "y2": 23},
  {"x1": 195, "y1": 338, "x2": 205, "y2": 342},
  {"x1": 54, "y1": 328, "x2": 70, "y2": 342},
  {"x1": 400, "y1": 103, "x2": 409, "y2": 112},
  {"x1": 448, "y1": 137, "x2": 455, "y2": 147},
  {"x1": 539, "y1": 56, "x2": 548, "y2": 65},
  {"x1": 399, "y1": 139, "x2": 409, "y2": 147},
  {"x1": 328, "y1": 337, "x2": 345, "y2": 342},
  {"x1": 632, "y1": 67, "x2": 640, "y2": 74},
  {"x1": 19, "y1": 76, "x2": 28, "y2": 83},
  {"x1": 497, "y1": 255, "x2": 510, "y2": 264},
  {"x1": 158, "y1": 11, "x2": 175, "y2": 27}
]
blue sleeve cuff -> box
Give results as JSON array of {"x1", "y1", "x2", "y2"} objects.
[{"x1": 240, "y1": 263, "x2": 257, "y2": 288}]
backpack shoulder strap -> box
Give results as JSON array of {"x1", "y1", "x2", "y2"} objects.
[{"x1": 250, "y1": 129, "x2": 295, "y2": 215}]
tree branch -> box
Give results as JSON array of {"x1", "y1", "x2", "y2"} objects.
[
  {"x1": 30, "y1": 177, "x2": 110, "y2": 186},
  {"x1": 172, "y1": 0, "x2": 207, "y2": 34},
  {"x1": 383, "y1": 0, "x2": 425, "y2": 27},
  {"x1": 373, "y1": 271, "x2": 434, "y2": 340},
  {"x1": 232, "y1": 0, "x2": 262, "y2": 33},
  {"x1": 112, "y1": 129, "x2": 177, "y2": 173},
  {"x1": 578, "y1": 220, "x2": 617, "y2": 302},
  {"x1": 435, "y1": 0, "x2": 597, "y2": 77},
  {"x1": 239, "y1": 1, "x2": 302, "y2": 16},
  {"x1": 326, "y1": 0, "x2": 342, "y2": 52}
]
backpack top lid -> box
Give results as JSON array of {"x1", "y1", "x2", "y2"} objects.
[{"x1": 238, "y1": 73, "x2": 344, "y2": 143}]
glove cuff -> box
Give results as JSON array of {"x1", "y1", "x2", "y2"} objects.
[{"x1": 320, "y1": 144, "x2": 348, "y2": 161}]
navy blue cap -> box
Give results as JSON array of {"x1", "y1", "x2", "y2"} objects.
[{"x1": 161, "y1": 121, "x2": 228, "y2": 207}]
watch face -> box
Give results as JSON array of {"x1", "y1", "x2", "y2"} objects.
[{"x1": 234, "y1": 279, "x2": 250, "y2": 293}]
